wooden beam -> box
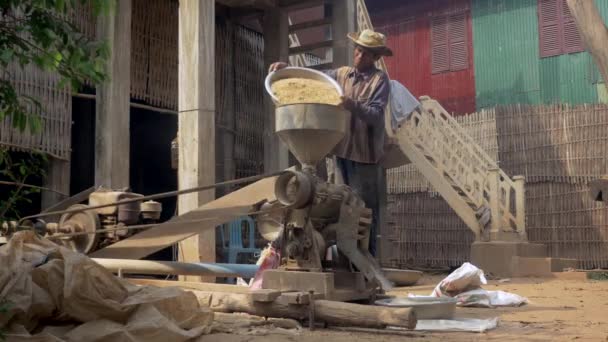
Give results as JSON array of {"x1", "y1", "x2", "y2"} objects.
[
  {"x1": 288, "y1": 17, "x2": 332, "y2": 32},
  {"x1": 566, "y1": 0, "x2": 608, "y2": 85},
  {"x1": 177, "y1": 0, "x2": 216, "y2": 282},
  {"x1": 288, "y1": 40, "x2": 333, "y2": 54},
  {"x1": 263, "y1": 8, "x2": 290, "y2": 173},
  {"x1": 41, "y1": 158, "x2": 70, "y2": 210},
  {"x1": 279, "y1": 0, "x2": 327, "y2": 11},
  {"x1": 192, "y1": 290, "x2": 417, "y2": 329},
  {"x1": 128, "y1": 278, "x2": 282, "y2": 302},
  {"x1": 94, "y1": 0, "x2": 131, "y2": 189},
  {"x1": 331, "y1": 0, "x2": 355, "y2": 68}
]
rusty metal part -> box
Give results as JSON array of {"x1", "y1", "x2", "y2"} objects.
[
  {"x1": 140, "y1": 200, "x2": 162, "y2": 220},
  {"x1": 275, "y1": 170, "x2": 313, "y2": 208},
  {"x1": 18, "y1": 171, "x2": 283, "y2": 225},
  {"x1": 55, "y1": 204, "x2": 101, "y2": 254}
]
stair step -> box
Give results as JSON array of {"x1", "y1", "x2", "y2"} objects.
[{"x1": 512, "y1": 257, "x2": 578, "y2": 277}]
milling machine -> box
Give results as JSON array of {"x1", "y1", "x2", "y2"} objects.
[{"x1": 257, "y1": 103, "x2": 393, "y2": 300}]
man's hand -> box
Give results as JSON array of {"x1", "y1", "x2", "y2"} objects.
[
  {"x1": 340, "y1": 96, "x2": 357, "y2": 111},
  {"x1": 268, "y1": 62, "x2": 288, "y2": 73}
]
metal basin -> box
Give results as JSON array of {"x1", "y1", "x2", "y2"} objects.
[
  {"x1": 265, "y1": 67, "x2": 343, "y2": 105},
  {"x1": 375, "y1": 297, "x2": 458, "y2": 320},
  {"x1": 383, "y1": 268, "x2": 423, "y2": 286}
]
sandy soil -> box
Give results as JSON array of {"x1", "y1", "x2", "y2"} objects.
[{"x1": 198, "y1": 275, "x2": 608, "y2": 342}]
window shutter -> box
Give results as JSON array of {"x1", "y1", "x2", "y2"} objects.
[
  {"x1": 431, "y1": 16, "x2": 449, "y2": 74},
  {"x1": 449, "y1": 12, "x2": 468, "y2": 71},
  {"x1": 562, "y1": 0, "x2": 584, "y2": 53},
  {"x1": 538, "y1": 0, "x2": 562, "y2": 57}
]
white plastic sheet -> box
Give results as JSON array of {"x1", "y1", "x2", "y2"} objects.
[
  {"x1": 412, "y1": 262, "x2": 528, "y2": 308},
  {"x1": 412, "y1": 318, "x2": 499, "y2": 332}
]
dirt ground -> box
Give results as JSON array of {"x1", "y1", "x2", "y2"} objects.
[{"x1": 198, "y1": 274, "x2": 608, "y2": 342}]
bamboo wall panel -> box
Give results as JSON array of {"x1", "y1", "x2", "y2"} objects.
[
  {"x1": 384, "y1": 192, "x2": 475, "y2": 269},
  {"x1": 0, "y1": 64, "x2": 72, "y2": 160},
  {"x1": 496, "y1": 104, "x2": 608, "y2": 184},
  {"x1": 527, "y1": 182, "x2": 608, "y2": 269},
  {"x1": 130, "y1": 0, "x2": 178, "y2": 110}
]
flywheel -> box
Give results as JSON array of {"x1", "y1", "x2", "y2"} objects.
[{"x1": 57, "y1": 204, "x2": 101, "y2": 254}]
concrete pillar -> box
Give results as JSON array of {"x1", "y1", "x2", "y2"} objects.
[
  {"x1": 177, "y1": 0, "x2": 216, "y2": 282},
  {"x1": 94, "y1": 0, "x2": 131, "y2": 190}
]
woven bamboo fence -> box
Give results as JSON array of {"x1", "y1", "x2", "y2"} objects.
[
  {"x1": 386, "y1": 104, "x2": 608, "y2": 269},
  {"x1": 130, "y1": 0, "x2": 178, "y2": 110},
  {"x1": 0, "y1": 64, "x2": 72, "y2": 161},
  {"x1": 216, "y1": 20, "x2": 266, "y2": 180}
]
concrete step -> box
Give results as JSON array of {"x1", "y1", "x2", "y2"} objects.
[
  {"x1": 512, "y1": 257, "x2": 578, "y2": 277},
  {"x1": 471, "y1": 241, "x2": 550, "y2": 277}
]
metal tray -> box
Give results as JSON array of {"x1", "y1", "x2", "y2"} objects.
[{"x1": 375, "y1": 297, "x2": 458, "y2": 320}]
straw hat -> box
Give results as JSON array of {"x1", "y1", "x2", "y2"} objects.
[{"x1": 347, "y1": 29, "x2": 393, "y2": 57}]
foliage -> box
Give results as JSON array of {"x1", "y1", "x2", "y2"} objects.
[
  {"x1": 0, "y1": 0, "x2": 112, "y2": 132},
  {"x1": 0, "y1": 147, "x2": 48, "y2": 220}
]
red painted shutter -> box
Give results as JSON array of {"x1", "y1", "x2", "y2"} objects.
[
  {"x1": 431, "y1": 15, "x2": 449, "y2": 74},
  {"x1": 538, "y1": 0, "x2": 562, "y2": 57},
  {"x1": 562, "y1": 0, "x2": 584, "y2": 53},
  {"x1": 449, "y1": 12, "x2": 468, "y2": 71}
]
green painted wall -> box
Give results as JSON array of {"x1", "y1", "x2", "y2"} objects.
[{"x1": 472, "y1": 0, "x2": 608, "y2": 109}]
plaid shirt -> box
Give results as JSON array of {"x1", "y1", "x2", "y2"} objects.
[{"x1": 325, "y1": 66, "x2": 390, "y2": 164}]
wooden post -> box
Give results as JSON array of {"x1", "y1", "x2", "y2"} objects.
[
  {"x1": 566, "y1": 0, "x2": 608, "y2": 85},
  {"x1": 177, "y1": 0, "x2": 216, "y2": 282},
  {"x1": 331, "y1": 0, "x2": 355, "y2": 68},
  {"x1": 94, "y1": 0, "x2": 131, "y2": 189},
  {"x1": 263, "y1": 8, "x2": 290, "y2": 173},
  {"x1": 41, "y1": 158, "x2": 70, "y2": 210}
]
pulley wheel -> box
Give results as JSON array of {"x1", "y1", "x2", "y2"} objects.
[{"x1": 57, "y1": 204, "x2": 100, "y2": 254}]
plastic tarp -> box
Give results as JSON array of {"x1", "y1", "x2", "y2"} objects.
[{"x1": 0, "y1": 231, "x2": 213, "y2": 341}]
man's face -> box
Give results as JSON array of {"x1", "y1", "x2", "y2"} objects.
[{"x1": 353, "y1": 46, "x2": 378, "y2": 70}]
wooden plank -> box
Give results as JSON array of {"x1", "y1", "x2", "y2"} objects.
[
  {"x1": 279, "y1": 0, "x2": 327, "y2": 11},
  {"x1": 89, "y1": 175, "x2": 278, "y2": 259},
  {"x1": 128, "y1": 278, "x2": 282, "y2": 302},
  {"x1": 177, "y1": 0, "x2": 216, "y2": 282},
  {"x1": 288, "y1": 17, "x2": 332, "y2": 32},
  {"x1": 262, "y1": 270, "x2": 333, "y2": 294},
  {"x1": 94, "y1": 0, "x2": 131, "y2": 189},
  {"x1": 289, "y1": 40, "x2": 333, "y2": 55}
]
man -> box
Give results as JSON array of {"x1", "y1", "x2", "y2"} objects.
[{"x1": 269, "y1": 29, "x2": 392, "y2": 257}]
